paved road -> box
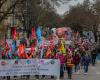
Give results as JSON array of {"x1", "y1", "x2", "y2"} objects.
[
  {"x1": 69, "y1": 61, "x2": 100, "y2": 80},
  {"x1": 0, "y1": 61, "x2": 100, "y2": 80}
]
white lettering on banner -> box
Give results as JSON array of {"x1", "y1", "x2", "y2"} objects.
[{"x1": 0, "y1": 59, "x2": 60, "y2": 77}]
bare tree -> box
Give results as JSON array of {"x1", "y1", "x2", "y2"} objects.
[{"x1": 64, "y1": 1, "x2": 99, "y2": 30}]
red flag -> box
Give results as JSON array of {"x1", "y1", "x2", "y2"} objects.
[
  {"x1": 18, "y1": 44, "x2": 25, "y2": 59},
  {"x1": 1, "y1": 38, "x2": 5, "y2": 45},
  {"x1": 50, "y1": 39, "x2": 54, "y2": 50},
  {"x1": 12, "y1": 27, "x2": 17, "y2": 40},
  {"x1": 30, "y1": 43, "x2": 35, "y2": 55},
  {"x1": 31, "y1": 27, "x2": 36, "y2": 39},
  {"x1": 5, "y1": 42, "x2": 9, "y2": 50},
  {"x1": 46, "y1": 48, "x2": 51, "y2": 58}
]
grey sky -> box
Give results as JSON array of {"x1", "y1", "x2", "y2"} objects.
[{"x1": 56, "y1": 0, "x2": 94, "y2": 15}]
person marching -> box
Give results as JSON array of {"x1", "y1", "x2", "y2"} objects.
[
  {"x1": 66, "y1": 53, "x2": 74, "y2": 79},
  {"x1": 73, "y1": 52, "x2": 80, "y2": 73},
  {"x1": 56, "y1": 50, "x2": 65, "y2": 79},
  {"x1": 83, "y1": 53, "x2": 91, "y2": 74}
]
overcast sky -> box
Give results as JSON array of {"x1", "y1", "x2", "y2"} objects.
[{"x1": 56, "y1": 0, "x2": 94, "y2": 15}]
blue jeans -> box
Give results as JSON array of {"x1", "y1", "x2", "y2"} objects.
[
  {"x1": 60, "y1": 64, "x2": 64, "y2": 78},
  {"x1": 84, "y1": 65, "x2": 89, "y2": 73},
  {"x1": 75, "y1": 64, "x2": 80, "y2": 72},
  {"x1": 67, "y1": 67, "x2": 72, "y2": 79}
]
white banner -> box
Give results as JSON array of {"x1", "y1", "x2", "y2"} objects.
[
  {"x1": 38, "y1": 59, "x2": 60, "y2": 76},
  {"x1": 0, "y1": 59, "x2": 60, "y2": 77}
]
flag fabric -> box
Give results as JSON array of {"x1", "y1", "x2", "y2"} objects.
[
  {"x1": 12, "y1": 27, "x2": 17, "y2": 40},
  {"x1": 18, "y1": 44, "x2": 25, "y2": 59},
  {"x1": 8, "y1": 44, "x2": 12, "y2": 59},
  {"x1": 31, "y1": 27, "x2": 36, "y2": 39},
  {"x1": 30, "y1": 44, "x2": 35, "y2": 55},
  {"x1": 12, "y1": 40, "x2": 16, "y2": 52},
  {"x1": 50, "y1": 37, "x2": 54, "y2": 50},
  {"x1": 1, "y1": 38, "x2": 5, "y2": 45},
  {"x1": 36, "y1": 26, "x2": 42, "y2": 45},
  {"x1": 46, "y1": 48, "x2": 51, "y2": 58},
  {"x1": 5, "y1": 42, "x2": 9, "y2": 50},
  {"x1": 61, "y1": 39, "x2": 66, "y2": 54}
]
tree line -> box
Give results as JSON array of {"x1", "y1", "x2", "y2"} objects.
[{"x1": 1, "y1": 0, "x2": 100, "y2": 41}]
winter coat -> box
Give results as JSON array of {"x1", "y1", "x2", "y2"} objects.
[
  {"x1": 73, "y1": 54, "x2": 80, "y2": 65},
  {"x1": 83, "y1": 55, "x2": 91, "y2": 66}
]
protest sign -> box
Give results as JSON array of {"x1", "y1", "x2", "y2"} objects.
[{"x1": 0, "y1": 59, "x2": 60, "y2": 79}]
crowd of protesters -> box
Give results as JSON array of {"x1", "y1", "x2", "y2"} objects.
[{"x1": 0, "y1": 27, "x2": 99, "y2": 80}]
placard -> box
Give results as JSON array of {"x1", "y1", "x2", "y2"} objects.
[{"x1": 0, "y1": 59, "x2": 60, "y2": 77}]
